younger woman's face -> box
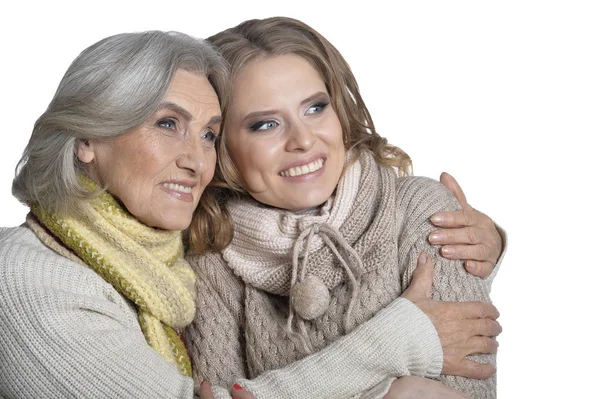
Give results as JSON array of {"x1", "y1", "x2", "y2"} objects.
[{"x1": 224, "y1": 54, "x2": 346, "y2": 210}]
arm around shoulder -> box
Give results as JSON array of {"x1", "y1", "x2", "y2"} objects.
[
  {"x1": 396, "y1": 178, "x2": 497, "y2": 399},
  {"x1": 211, "y1": 296, "x2": 442, "y2": 399}
]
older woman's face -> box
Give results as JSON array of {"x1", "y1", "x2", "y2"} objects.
[
  {"x1": 79, "y1": 70, "x2": 221, "y2": 230},
  {"x1": 223, "y1": 54, "x2": 346, "y2": 211}
]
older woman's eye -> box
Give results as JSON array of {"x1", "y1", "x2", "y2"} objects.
[
  {"x1": 202, "y1": 130, "x2": 219, "y2": 148},
  {"x1": 307, "y1": 101, "x2": 329, "y2": 115},
  {"x1": 201, "y1": 130, "x2": 218, "y2": 144},
  {"x1": 249, "y1": 120, "x2": 278, "y2": 132},
  {"x1": 157, "y1": 118, "x2": 177, "y2": 130}
]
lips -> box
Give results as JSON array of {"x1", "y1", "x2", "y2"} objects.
[
  {"x1": 159, "y1": 181, "x2": 197, "y2": 203},
  {"x1": 279, "y1": 158, "x2": 324, "y2": 177},
  {"x1": 160, "y1": 182, "x2": 193, "y2": 193}
]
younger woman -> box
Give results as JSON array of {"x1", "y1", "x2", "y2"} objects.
[{"x1": 187, "y1": 17, "x2": 504, "y2": 399}]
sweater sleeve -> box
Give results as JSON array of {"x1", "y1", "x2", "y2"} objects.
[
  {"x1": 186, "y1": 251, "x2": 443, "y2": 399},
  {"x1": 483, "y1": 223, "x2": 507, "y2": 292},
  {"x1": 397, "y1": 177, "x2": 497, "y2": 399},
  {"x1": 0, "y1": 227, "x2": 194, "y2": 399},
  {"x1": 207, "y1": 297, "x2": 441, "y2": 399}
]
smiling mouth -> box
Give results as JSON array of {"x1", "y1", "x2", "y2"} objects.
[
  {"x1": 279, "y1": 158, "x2": 324, "y2": 177},
  {"x1": 160, "y1": 182, "x2": 193, "y2": 194}
]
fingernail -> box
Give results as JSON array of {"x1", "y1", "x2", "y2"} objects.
[
  {"x1": 431, "y1": 214, "x2": 444, "y2": 223},
  {"x1": 233, "y1": 384, "x2": 243, "y2": 390},
  {"x1": 441, "y1": 246, "x2": 455, "y2": 255},
  {"x1": 418, "y1": 253, "x2": 427, "y2": 263},
  {"x1": 429, "y1": 232, "x2": 441, "y2": 244}
]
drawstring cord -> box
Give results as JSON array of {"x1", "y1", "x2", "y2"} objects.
[{"x1": 286, "y1": 223, "x2": 364, "y2": 353}]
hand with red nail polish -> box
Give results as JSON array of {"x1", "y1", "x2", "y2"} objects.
[
  {"x1": 231, "y1": 383, "x2": 256, "y2": 399},
  {"x1": 195, "y1": 381, "x2": 256, "y2": 399}
]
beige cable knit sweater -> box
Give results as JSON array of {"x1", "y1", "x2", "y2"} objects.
[{"x1": 187, "y1": 154, "x2": 497, "y2": 399}]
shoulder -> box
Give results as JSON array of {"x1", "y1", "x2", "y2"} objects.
[
  {"x1": 1, "y1": 225, "x2": 76, "y2": 279},
  {"x1": 395, "y1": 175, "x2": 461, "y2": 215},
  {"x1": 0, "y1": 226, "x2": 137, "y2": 325},
  {"x1": 186, "y1": 252, "x2": 245, "y2": 307},
  {"x1": 187, "y1": 251, "x2": 243, "y2": 290},
  {"x1": 187, "y1": 251, "x2": 235, "y2": 283}
]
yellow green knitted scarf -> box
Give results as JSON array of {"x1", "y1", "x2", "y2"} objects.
[{"x1": 30, "y1": 179, "x2": 196, "y2": 377}]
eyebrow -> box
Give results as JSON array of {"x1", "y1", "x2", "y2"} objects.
[
  {"x1": 158, "y1": 101, "x2": 222, "y2": 126},
  {"x1": 300, "y1": 92, "x2": 329, "y2": 107},
  {"x1": 240, "y1": 91, "x2": 329, "y2": 123}
]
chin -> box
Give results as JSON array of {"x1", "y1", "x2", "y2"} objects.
[
  {"x1": 147, "y1": 213, "x2": 193, "y2": 232},
  {"x1": 291, "y1": 194, "x2": 332, "y2": 211}
]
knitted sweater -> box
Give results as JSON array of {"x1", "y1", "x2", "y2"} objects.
[
  {"x1": 0, "y1": 225, "x2": 439, "y2": 398},
  {"x1": 187, "y1": 156, "x2": 497, "y2": 399}
]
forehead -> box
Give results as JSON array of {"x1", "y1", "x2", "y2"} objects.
[
  {"x1": 164, "y1": 69, "x2": 221, "y2": 120},
  {"x1": 232, "y1": 54, "x2": 326, "y2": 107}
]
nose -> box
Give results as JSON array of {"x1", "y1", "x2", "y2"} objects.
[
  {"x1": 176, "y1": 136, "x2": 211, "y2": 175},
  {"x1": 285, "y1": 120, "x2": 317, "y2": 152}
]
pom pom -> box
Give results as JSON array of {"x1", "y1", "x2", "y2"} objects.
[{"x1": 290, "y1": 275, "x2": 330, "y2": 320}]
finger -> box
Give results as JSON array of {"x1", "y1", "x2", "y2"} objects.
[
  {"x1": 462, "y1": 336, "x2": 499, "y2": 357},
  {"x1": 440, "y1": 244, "x2": 488, "y2": 263},
  {"x1": 232, "y1": 384, "x2": 257, "y2": 399},
  {"x1": 456, "y1": 359, "x2": 496, "y2": 380},
  {"x1": 454, "y1": 301, "x2": 500, "y2": 320},
  {"x1": 431, "y1": 208, "x2": 480, "y2": 228},
  {"x1": 471, "y1": 318, "x2": 503, "y2": 337},
  {"x1": 469, "y1": 336, "x2": 499, "y2": 355},
  {"x1": 430, "y1": 226, "x2": 484, "y2": 247},
  {"x1": 401, "y1": 252, "x2": 434, "y2": 300},
  {"x1": 199, "y1": 381, "x2": 215, "y2": 399},
  {"x1": 439, "y1": 243, "x2": 488, "y2": 263},
  {"x1": 439, "y1": 172, "x2": 473, "y2": 211},
  {"x1": 465, "y1": 260, "x2": 495, "y2": 279}
]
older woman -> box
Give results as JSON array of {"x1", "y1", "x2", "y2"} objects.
[
  {"x1": 0, "y1": 30, "x2": 226, "y2": 398},
  {"x1": 0, "y1": 29, "x2": 499, "y2": 399}
]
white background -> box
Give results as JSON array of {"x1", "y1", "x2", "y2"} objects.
[{"x1": 1, "y1": 1, "x2": 598, "y2": 397}]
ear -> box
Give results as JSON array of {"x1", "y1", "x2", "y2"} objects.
[{"x1": 76, "y1": 139, "x2": 95, "y2": 164}]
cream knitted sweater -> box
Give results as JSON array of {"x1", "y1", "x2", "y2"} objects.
[
  {"x1": 187, "y1": 155, "x2": 497, "y2": 399},
  {"x1": 0, "y1": 226, "x2": 438, "y2": 398}
]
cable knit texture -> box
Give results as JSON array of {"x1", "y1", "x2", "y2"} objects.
[
  {"x1": 28, "y1": 179, "x2": 197, "y2": 377},
  {"x1": 186, "y1": 152, "x2": 496, "y2": 399}
]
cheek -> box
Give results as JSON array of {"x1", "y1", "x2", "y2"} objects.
[
  {"x1": 231, "y1": 139, "x2": 275, "y2": 178},
  {"x1": 331, "y1": 120, "x2": 345, "y2": 149},
  {"x1": 204, "y1": 151, "x2": 217, "y2": 182}
]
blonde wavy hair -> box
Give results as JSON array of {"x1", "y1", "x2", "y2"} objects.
[{"x1": 190, "y1": 16, "x2": 412, "y2": 254}]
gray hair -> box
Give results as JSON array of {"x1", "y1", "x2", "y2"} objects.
[{"x1": 12, "y1": 30, "x2": 229, "y2": 215}]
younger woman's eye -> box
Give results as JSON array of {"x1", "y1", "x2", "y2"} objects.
[
  {"x1": 249, "y1": 120, "x2": 278, "y2": 132},
  {"x1": 157, "y1": 118, "x2": 177, "y2": 130},
  {"x1": 307, "y1": 101, "x2": 329, "y2": 115}
]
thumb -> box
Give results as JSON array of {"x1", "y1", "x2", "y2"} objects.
[
  {"x1": 439, "y1": 172, "x2": 473, "y2": 211},
  {"x1": 197, "y1": 381, "x2": 215, "y2": 399},
  {"x1": 402, "y1": 252, "x2": 434, "y2": 300}
]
